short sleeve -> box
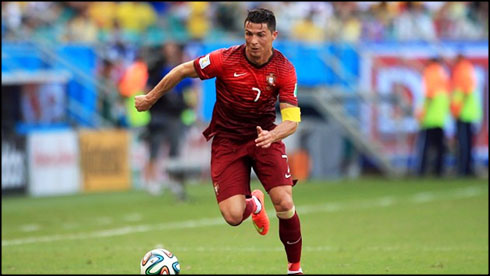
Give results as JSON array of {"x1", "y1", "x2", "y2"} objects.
[
  {"x1": 279, "y1": 64, "x2": 298, "y2": 106},
  {"x1": 193, "y1": 49, "x2": 224, "y2": 80}
]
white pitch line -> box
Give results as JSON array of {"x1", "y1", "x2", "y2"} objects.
[
  {"x1": 412, "y1": 192, "x2": 435, "y2": 203},
  {"x1": 19, "y1": 224, "x2": 40, "y2": 232},
  {"x1": 123, "y1": 213, "x2": 143, "y2": 222},
  {"x1": 2, "y1": 185, "x2": 486, "y2": 247},
  {"x1": 95, "y1": 217, "x2": 114, "y2": 225},
  {"x1": 2, "y1": 217, "x2": 225, "y2": 247}
]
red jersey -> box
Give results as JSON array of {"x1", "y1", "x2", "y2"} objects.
[{"x1": 193, "y1": 44, "x2": 298, "y2": 142}]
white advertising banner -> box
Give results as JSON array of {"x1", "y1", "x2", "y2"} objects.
[
  {"x1": 27, "y1": 130, "x2": 80, "y2": 197},
  {"x1": 2, "y1": 133, "x2": 27, "y2": 194}
]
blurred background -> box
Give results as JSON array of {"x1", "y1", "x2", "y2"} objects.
[{"x1": 2, "y1": 1, "x2": 488, "y2": 197}]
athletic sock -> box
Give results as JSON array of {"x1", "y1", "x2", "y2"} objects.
[
  {"x1": 252, "y1": 195, "x2": 262, "y2": 214},
  {"x1": 241, "y1": 197, "x2": 256, "y2": 222},
  {"x1": 279, "y1": 211, "x2": 302, "y2": 265}
]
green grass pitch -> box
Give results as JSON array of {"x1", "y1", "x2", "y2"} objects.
[{"x1": 2, "y1": 177, "x2": 488, "y2": 274}]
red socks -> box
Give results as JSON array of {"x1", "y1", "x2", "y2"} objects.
[
  {"x1": 243, "y1": 199, "x2": 303, "y2": 272},
  {"x1": 279, "y1": 211, "x2": 302, "y2": 263},
  {"x1": 241, "y1": 197, "x2": 256, "y2": 222}
]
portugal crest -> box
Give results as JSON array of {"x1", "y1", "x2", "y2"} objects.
[{"x1": 266, "y1": 73, "x2": 276, "y2": 87}]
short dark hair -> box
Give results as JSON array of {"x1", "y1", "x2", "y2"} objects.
[{"x1": 244, "y1": 8, "x2": 276, "y2": 32}]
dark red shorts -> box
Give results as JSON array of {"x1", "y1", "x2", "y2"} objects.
[{"x1": 210, "y1": 135, "x2": 293, "y2": 203}]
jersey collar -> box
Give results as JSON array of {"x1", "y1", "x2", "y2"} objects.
[{"x1": 242, "y1": 44, "x2": 275, "y2": 69}]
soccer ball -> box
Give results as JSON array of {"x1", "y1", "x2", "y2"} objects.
[{"x1": 140, "y1": 248, "x2": 180, "y2": 275}]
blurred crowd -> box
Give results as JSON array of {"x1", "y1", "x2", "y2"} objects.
[
  {"x1": 2, "y1": 2, "x2": 487, "y2": 130},
  {"x1": 2, "y1": 2, "x2": 487, "y2": 180},
  {"x1": 2, "y1": 2, "x2": 488, "y2": 45}
]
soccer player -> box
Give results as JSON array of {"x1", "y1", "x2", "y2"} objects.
[{"x1": 135, "y1": 8, "x2": 303, "y2": 274}]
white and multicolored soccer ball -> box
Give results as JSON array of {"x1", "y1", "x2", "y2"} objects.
[{"x1": 140, "y1": 248, "x2": 180, "y2": 275}]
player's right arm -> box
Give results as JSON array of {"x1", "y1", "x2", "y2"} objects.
[{"x1": 135, "y1": 60, "x2": 198, "y2": 112}]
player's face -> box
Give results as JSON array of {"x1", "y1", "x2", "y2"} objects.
[{"x1": 244, "y1": 21, "x2": 278, "y2": 60}]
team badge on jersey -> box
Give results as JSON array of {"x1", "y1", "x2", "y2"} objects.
[
  {"x1": 199, "y1": 54, "x2": 211, "y2": 69},
  {"x1": 266, "y1": 73, "x2": 276, "y2": 87}
]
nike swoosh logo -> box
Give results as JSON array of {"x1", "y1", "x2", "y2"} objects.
[
  {"x1": 285, "y1": 174, "x2": 291, "y2": 178},
  {"x1": 253, "y1": 223, "x2": 264, "y2": 233},
  {"x1": 234, "y1": 72, "x2": 246, "y2": 77},
  {"x1": 286, "y1": 237, "x2": 302, "y2": 245}
]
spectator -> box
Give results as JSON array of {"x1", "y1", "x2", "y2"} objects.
[
  {"x1": 291, "y1": 10, "x2": 325, "y2": 43},
  {"x1": 393, "y1": 2, "x2": 436, "y2": 41},
  {"x1": 20, "y1": 84, "x2": 41, "y2": 124},
  {"x1": 3, "y1": 2, "x2": 488, "y2": 43},
  {"x1": 2, "y1": 2, "x2": 22, "y2": 38},
  {"x1": 87, "y1": 2, "x2": 117, "y2": 32},
  {"x1": 38, "y1": 83, "x2": 66, "y2": 124},
  {"x1": 115, "y1": 2, "x2": 157, "y2": 34},
  {"x1": 362, "y1": 2, "x2": 393, "y2": 41},
  {"x1": 213, "y1": 2, "x2": 244, "y2": 34},
  {"x1": 186, "y1": 1, "x2": 210, "y2": 41},
  {"x1": 64, "y1": 6, "x2": 98, "y2": 43},
  {"x1": 96, "y1": 59, "x2": 120, "y2": 125},
  {"x1": 326, "y1": 2, "x2": 362, "y2": 42}
]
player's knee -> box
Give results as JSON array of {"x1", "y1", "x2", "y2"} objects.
[
  {"x1": 221, "y1": 210, "x2": 243, "y2": 226},
  {"x1": 273, "y1": 197, "x2": 294, "y2": 213},
  {"x1": 274, "y1": 195, "x2": 295, "y2": 219}
]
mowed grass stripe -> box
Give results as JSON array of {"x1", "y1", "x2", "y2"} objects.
[
  {"x1": 3, "y1": 184, "x2": 486, "y2": 247},
  {"x1": 163, "y1": 245, "x2": 488, "y2": 252}
]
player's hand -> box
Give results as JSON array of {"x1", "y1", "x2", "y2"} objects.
[
  {"x1": 135, "y1": 95, "x2": 153, "y2": 112},
  {"x1": 255, "y1": 126, "x2": 275, "y2": 148}
]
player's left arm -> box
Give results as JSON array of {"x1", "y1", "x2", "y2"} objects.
[{"x1": 255, "y1": 102, "x2": 300, "y2": 148}]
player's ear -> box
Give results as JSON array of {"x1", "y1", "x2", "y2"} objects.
[{"x1": 272, "y1": 30, "x2": 278, "y2": 41}]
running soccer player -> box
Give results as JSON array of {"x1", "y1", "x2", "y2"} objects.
[{"x1": 135, "y1": 8, "x2": 303, "y2": 274}]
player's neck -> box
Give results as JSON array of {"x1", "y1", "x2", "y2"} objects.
[{"x1": 245, "y1": 48, "x2": 273, "y2": 67}]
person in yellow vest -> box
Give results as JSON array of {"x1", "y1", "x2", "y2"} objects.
[
  {"x1": 415, "y1": 57, "x2": 450, "y2": 177},
  {"x1": 450, "y1": 54, "x2": 482, "y2": 176}
]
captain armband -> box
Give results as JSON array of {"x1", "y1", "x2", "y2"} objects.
[{"x1": 281, "y1": 107, "x2": 301, "y2": 123}]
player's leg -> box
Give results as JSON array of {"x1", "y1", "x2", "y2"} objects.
[
  {"x1": 211, "y1": 137, "x2": 260, "y2": 226},
  {"x1": 269, "y1": 185, "x2": 303, "y2": 275},
  {"x1": 215, "y1": 173, "x2": 261, "y2": 226},
  {"x1": 218, "y1": 194, "x2": 246, "y2": 225},
  {"x1": 252, "y1": 140, "x2": 302, "y2": 274}
]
